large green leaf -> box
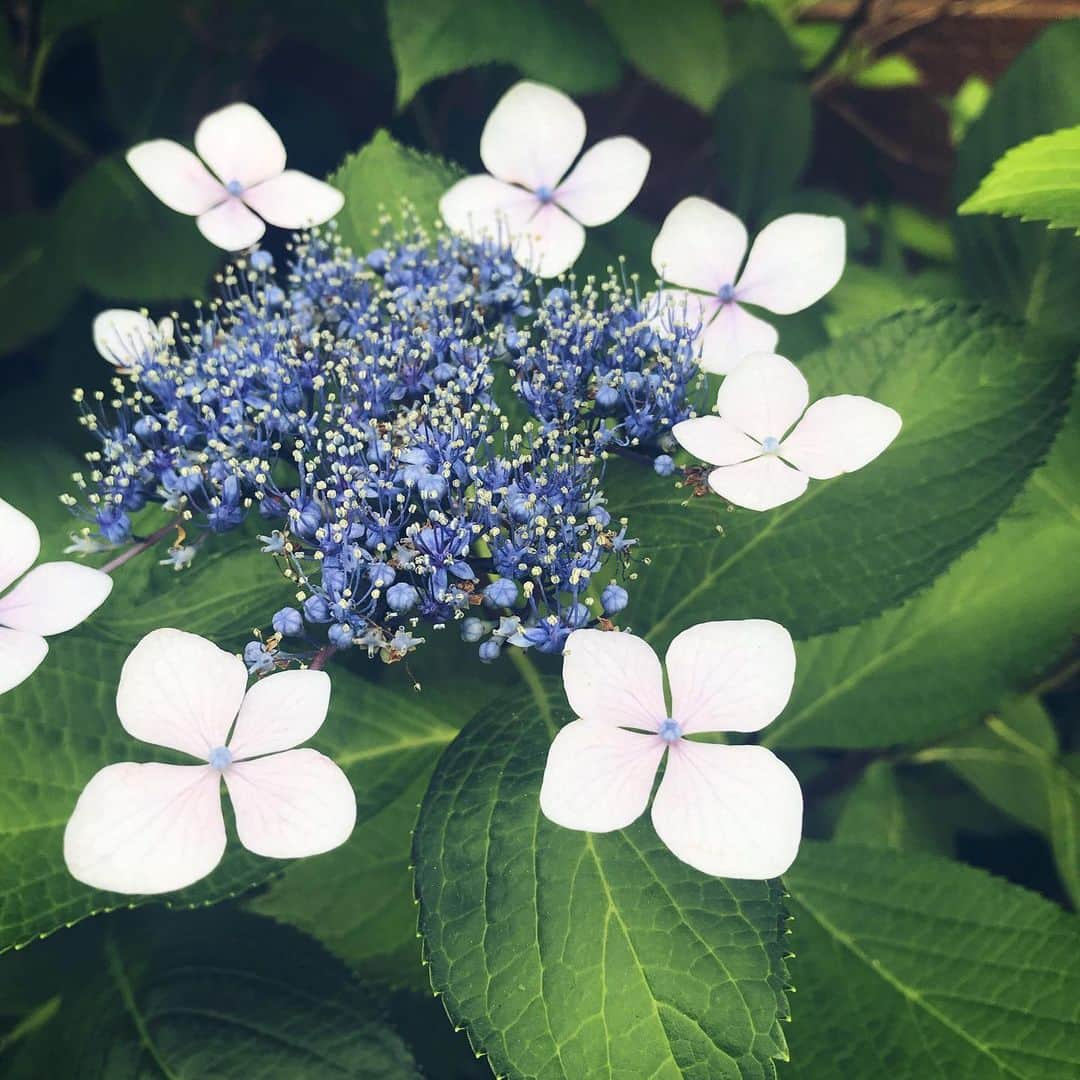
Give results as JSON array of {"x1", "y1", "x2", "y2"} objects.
[
  {"x1": 953, "y1": 21, "x2": 1080, "y2": 342},
  {"x1": 4, "y1": 908, "x2": 419, "y2": 1078},
  {"x1": 328, "y1": 130, "x2": 461, "y2": 253},
  {"x1": 387, "y1": 0, "x2": 620, "y2": 109},
  {"x1": 413, "y1": 677, "x2": 791, "y2": 1079},
  {"x1": 57, "y1": 154, "x2": 220, "y2": 302},
  {"x1": 615, "y1": 304, "x2": 1072, "y2": 650},
  {"x1": 595, "y1": 2, "x2": 797, "y2": 113},
  {"x1": 765, "y1": 389, "x2": 1079, "y2": 749},
  {"x1": 960, "y1": 125, "x2": 1080, "y2": 234},
  {"x1": 785, "y1": 842, "x2": 1080, "y2": 1078}
]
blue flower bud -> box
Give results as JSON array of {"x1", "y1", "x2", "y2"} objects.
[
  {"x1": 368, "y1": 562, "x2": 396, "y2": 589},
  {"x1": 478, "y1": 639, "x2": 502, "y2": 663},
  {"x1": 272, "y1": 607, "x2": 304, "y2": 637},
  {"x1": 386, "y1": 582, "x2": 419, "y2": 611},
  {"x1": 461, "y1": 617, "x2": 486, "y2": 643},
  {"x1": 595, "y1": 384, "x2": 619, "y2": 411},
  {"x1": 328, "y1": 623, "x2": 355, "y2": 649},
  {"x1": 366, "y1": 249, "x2": 389, "y2": 272},
  {"x1": 653, "y1": 454, "x2": 675, "y2": 477},
  {"x1": 601, "y1": 583, "x2": 629, "y2": 614},
  {"x1": 303, "y1": 595, "x2": 331, "y2": 623},
  {"x1": 623, "y1": 371, "x2": 646, "y2": 393},
  {"x1": 250, "y1": 250, "x2": 273, "y2": 272},
  {"x1": 483, "y1": 578, "x2": 518, "y2": 608},
  {"x1": 266, "y1": 285, "x2": 285, "y2": 306}
]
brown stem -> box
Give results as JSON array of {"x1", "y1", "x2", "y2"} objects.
[
  {"x1": 99, "y1": 521, "x2": 178, "y2": 574},
  {"x1": 309, "y1": 645, "x2": 337, "y2": 671}
]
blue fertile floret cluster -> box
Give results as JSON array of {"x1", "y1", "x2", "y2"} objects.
[{"x1": 66, "y1": 218, "x2": 701, "y2": 666}]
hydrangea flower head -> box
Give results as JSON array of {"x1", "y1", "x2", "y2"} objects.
[
  {"x1": 652, "y1": 197, "x2": 846, "y2": 373},
  {"x1": 440, "y1": 81, "x2": 650, "y2": 277},
  {"x1": 63, "y1": 628, "x2": 356, "y2": 894},
  {"x1": 540, "y1": 622, "x2": 803, "y2": 879},
  {"x1": 127, "y1": 103, "x2": 344, "y2": 250},
  {"x1": 0, "y1": 498, "x2": 112, "y2": 695},
  {"x1": 674, "y1": 352, "x2": 902, "y2": 511}
]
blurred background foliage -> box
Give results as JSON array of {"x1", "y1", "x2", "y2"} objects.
[{"x1": 1, "y1": 1, "x2": 1078, "y2": 1076}]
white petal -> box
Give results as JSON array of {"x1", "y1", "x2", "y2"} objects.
[
  {"x1": 673, "y1": 416, "x2": 760, "y2": 467},
  {"x1": 516, "y1": 202, "x2": 585, "y2": 278},
  {"x1": 651, "y1": 743, "x2": 803, "y2": 878},
  {"x1": 540, "y1": 720, "x2": 664, "y2": 832},
  {"x1": 242, "y1": 170, "x2": 344, "y2": 229},
  {"x1": 780, "y1": 395, "x2": 903, "y2": 479},
  {"x1": 666, "y1": 620, "x2": 796, "y2": 734},
  {"x1": 0, "y1": 627, "x2": 47, "y2": 695},
  {"x1": 439, "y1": 175, "x2": 538, "y2": 243},
  {"x1": 562, "y1": 628, "x2": 666, "y2": 730},
  {"x1": 480, "y1": 80, "x2": 586, "y2": 191},
  {"x1": 228, "y1": 669, "x2": 331, "y2": 760},
  {"x1": 116, "y1": 628, "x2": 247, "y2": 758},
  {"x1": 194, "y1": 102, "x2": 286, "y2": 188},
  {"x1": 708, "y1": 456, "x2": 809, "y2": 512},
  {"x1": 225, "y1": 748, "x2": 356, "y2": 858},
  {"x1": 715, "y1": 351, "x2": 808, "y2": 442},
  {"x1": 0, "y1": 562, "x2": 112, "y2": 635},
  {"x1": 736, "y1": 214, "x2": 846, "y2": 315},
  {"x1": 126, "y1": 140, "x2": 226, "y2": 215},
  {"x1": 196, "y1": 198, "x2": 266, "y2": 251},
  {"x1": 651, "y1": 197, "x2": 748, "y2": 293},
  {"x1": 0, "y1": 497, "x2": 40, "y2": 593},
  {"x1": 63, "y1": 762, "x2": 225, "y2": 894},
  {"x1": 555, "y1": 136, "x2": 650, "y2": 226},
  {"x1": 698, "y1": 302, "x2": 779, "y2": 376},
  {"x1": 92, "y1": 309, "x2": 157, "y2": 366}
]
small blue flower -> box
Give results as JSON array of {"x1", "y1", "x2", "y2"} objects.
[
  {"x1": 250, "y1": 250, "x2": 274, "y2": 272},
  {"x1": 243, "y1": 640, "x2": 277, "y2": 675},
  {"x1": 386, "y1": 582, "x2": 420, "y2": 611},
  {"x1": 478, "y1": 639, "x2": 501, "y2": 663},
  {"x1": 653, "y1": 454, "x2": 675, "y2": 477},
  {"x1": 328, "y1": 623, "x2": 355, "y2": 649},
  {"x1": 461, "y1": 617, "x2": 487, "y2": 643},
  {"x1": 303, "y1": 595, "x2": 331, "y2": 624},
  {"x1": 601, "y1": 583, "x2": 629, "y2": 614},
  {"x1": 483, "y1": 578, "x2": 518, "y2": 608}
]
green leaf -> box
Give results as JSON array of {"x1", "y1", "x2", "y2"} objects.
[
  {"x1": 595, "y1": 1, "x2": 796, "y2": 113},
  {"x1": 328, "y1": 130, "x2": 461, "y2": 254},
  {"x1": 954, "y1": 21, "x2": 1080, "y2": 342},
  {"x1": 851, "y1": 53, "x2": 921, "y2": 90},
  {"x1": 387, "y1": 0, "x2": 620, "y2": 109},
  {"x1": 960, "y1": 124, "x2": 1080, "y2": 234},
  {"x1": 615, "y1": 304, "x2": 1072, "y2": 650},
  {"x1": 0, "y1": 213, "x2": 79, "y2": 355},
  {"x1": 4, "y1": 908, "x2": 419, "y2": 1078},
  {"x1": 57, "y1": 154, "x2": 220, "y2": 302},
  {"x1": 765, "y1": 388, "x2": 1079, "y2": 749},
  {"x1": 715, "y1": 74, "x2": 812, "y2": 221},
  {"x1": 413, "y1": 677, "x2": 792, "y2": 1079},
  {"x1": 785, "y1": 841, "x2": 1080, "y2": 1077},
  {"x1": 834, "y1": 762, "x2": 951, "y2": 856}
]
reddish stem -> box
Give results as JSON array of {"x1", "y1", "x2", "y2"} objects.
[
  {"x1": 309, "y1": 645, "x2": 337, "y2": 671},
  {"x1": 100, "y1": 520, "x2": 178, "y2": 575}
]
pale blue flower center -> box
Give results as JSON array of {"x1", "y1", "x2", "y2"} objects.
[
  {"x1": 761, "y1": 436, "x2": 780, "y2": 453},
  {"x1": 535, "y1": 185, "x2": 554, "y2": 204},
  {"x1": 226, "y1": 179, "x2": 244, "y2": 197},
  {"x1": 208, "y1": 746, "x2": 233, "y2": 770},
  {"x1": 658, "y1": 717, "x2": 682, "y2": 743},
  {"x1": 718, "y1": 283, "x2": 736, "y2": 303}
]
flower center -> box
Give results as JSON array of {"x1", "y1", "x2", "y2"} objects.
[
  {"x1": 535, "y1": 185, "x2": 554, "y2": 204},
  {"x1": 658, "y1": 717, "x2": 682, "y2": 743},
  {"x1": 226, "y1": 179, "x2": 244, "y2": 197},
  {"x1": 761, "y1": 435, "x2": 780, "y2": 454},
  {"x1": 208, "y1": 746, "x2": 233, "y2": 770},
  {"x1": 717, "y1": 283, "x2": 736, "y2": 304}
]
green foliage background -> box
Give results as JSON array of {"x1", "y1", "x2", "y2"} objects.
[{"x1": 0, "y1": 2, "x2": 1077, "y2": 1077}]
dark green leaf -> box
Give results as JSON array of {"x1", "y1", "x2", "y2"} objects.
[
  {"x1": 715, "y1": 74, "x2": 812, "y2": 221},
  {"x1": 0, "y1": 213, "x2": 79, "y2": 355},
  {"x1": 785, "y1": 841, "x2": 1080, "y2": 1077},
  {"x1": 616, "y1": 304, "x2": 1072, "y2": 650},
  {"x1": 57, "y1": 154, "x2": 220, "y2": 302},
  {"x1": 413, "y1": 678, "x2": 791, "y2": 1079},
  {"x1": 387, "y1": 0, "x2": 620, "y2": 109},
  {"x1": 766, "y1": 390, "x2": 1079, "y2": 749}
]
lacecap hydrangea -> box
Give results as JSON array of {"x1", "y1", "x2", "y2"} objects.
[{"x1": 64, "y1": 214, "x2": 702, "y2": 666}]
